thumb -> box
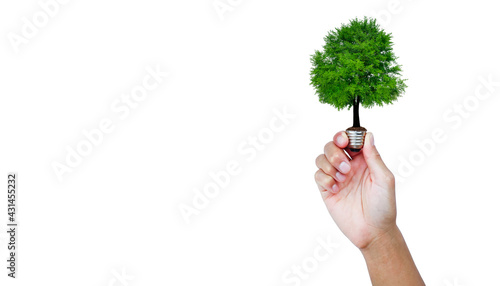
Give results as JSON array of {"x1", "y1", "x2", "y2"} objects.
[{"x1": 362, "y1": 132, "x2": 392, "y2": 180}]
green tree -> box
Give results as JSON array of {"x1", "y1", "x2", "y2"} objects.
[{"x1": 310, "y1": 17, "x2": 407, "y2": 128}]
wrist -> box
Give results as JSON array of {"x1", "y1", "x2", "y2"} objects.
[
  {"x1": 360, "y1": 224, "x2": 401, "y2": 256},
  {"x1": 359, "y1": 224, "x2": 426, "y2": 285}
]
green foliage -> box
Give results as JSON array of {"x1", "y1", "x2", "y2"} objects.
[{"x1": 310, "y1": 17, "x2": 407, "y2": 110}]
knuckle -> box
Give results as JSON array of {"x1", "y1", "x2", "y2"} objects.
[
  {"x1": 324, "y1": 141, "x2": 333, "y2": 154},
  {"x1": 324, "y1": 175, "x2": 334, "y2": 187},
  {"x1": 327, "y1": 154, "x2": 335, "y2": 164},
  {"x1": 314, "y1": 170, "x2": 322, "y2": 182},
  {"x1": 323, "y1": 163, "x2": 333, "y2": 175},
  {"x1": 316, "y1": 155, "x2": 333, "y2": 174},
  {"x1": 371, "y1": 150, "x2": 382, "y2": 161},
  {"x1": 383, "y1": 172, "x2": 395, "y2": 184},
  {"x1": 315, "y1": 154, "x2": 323, "y2": 167},
  {"x1": 331, "y1": 150, "x2": 343, "y2": 164}
]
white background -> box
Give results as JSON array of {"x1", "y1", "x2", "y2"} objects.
[{"x1": 1, "y1": 0, "x2": 499, "y2": 285}]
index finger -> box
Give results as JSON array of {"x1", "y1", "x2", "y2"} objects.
[
  {"x1": 333, "y1": 131, "x2": 349, "y2": 149},
  {"x1": 334, "y1": 131, "x2": 363, "y2": 159}
]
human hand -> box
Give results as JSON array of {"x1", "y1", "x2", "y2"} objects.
[{"x1": 314, "y1": 131, "x2": 397, "y2": 250}]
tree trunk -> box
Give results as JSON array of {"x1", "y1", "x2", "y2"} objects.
[{"x1": 353, "y1": 96, "x2": 360, "y2": 127}]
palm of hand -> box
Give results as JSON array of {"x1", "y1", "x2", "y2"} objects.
[{"x1": 321, "y1": 152, "x2": 396, "y2": 249}]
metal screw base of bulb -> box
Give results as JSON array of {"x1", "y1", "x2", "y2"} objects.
[{"x1": 346, "y1": 126, "x2": 367, "y2": 152}]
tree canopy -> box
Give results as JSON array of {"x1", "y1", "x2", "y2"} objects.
[{"x1": 310, "y1": 17, "x2": 407, "y2": 110}]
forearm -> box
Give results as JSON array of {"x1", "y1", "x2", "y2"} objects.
[{"x1": 361, "y1": 225, "x2": 425, "y2": 286}]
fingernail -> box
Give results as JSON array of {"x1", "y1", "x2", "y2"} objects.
[
  {"x1": 331, "y1": 184, "x2": 339, "y2": 193},
  {"x1": 337, "y1": 134, "x2": 346, "y2": 145},
  {"x1": 367, "y1": 132, "x2": 374, "y2": 146},
  {"x1": 339, "y1": 162, "x2": 351, "y2": 174},
  {"x1": 336, "y1": 172, "x2": 346, "y2": 182}
]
